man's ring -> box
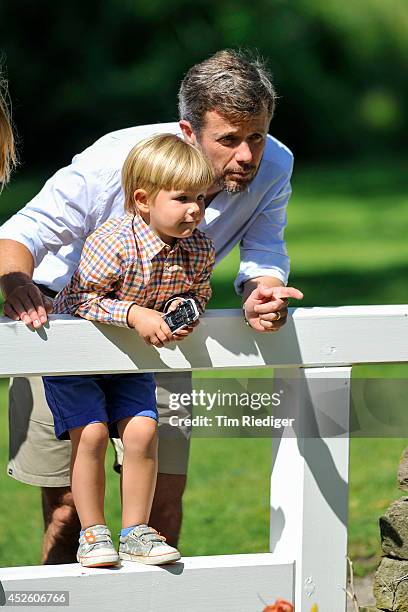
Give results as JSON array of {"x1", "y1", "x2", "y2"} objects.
[{"x1": 275, "y1": 311, "x2": 282, "y2": 322}]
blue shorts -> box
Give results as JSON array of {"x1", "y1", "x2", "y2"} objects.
[{"x1": 42, "y1": 373, "x2": 157, "y2": 440}]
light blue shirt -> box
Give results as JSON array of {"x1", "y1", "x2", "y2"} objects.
[{"x1": 0, "y1": 122, "x2": 293, "y2": 294}]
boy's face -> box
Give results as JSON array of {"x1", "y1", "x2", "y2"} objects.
[{"x1": 142, "y1": 188, "x2": 206, "y2": 245}]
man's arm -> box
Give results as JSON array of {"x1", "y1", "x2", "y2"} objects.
[
  {"x1": 0, "y1": 240, "x2": 52, "y2": 327},
  {"x1": 235, "y1": 164, "x2": 292, "y2": 298},
  {"x1": 237, "y1": 154, "x2": 303, "y2": 331}
]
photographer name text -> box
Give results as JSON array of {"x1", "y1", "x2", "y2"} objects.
[{"x1": 169, "y1": 415, "x2": 295, "y2": 429}]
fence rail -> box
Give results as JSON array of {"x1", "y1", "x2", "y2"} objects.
[{"x1": 1, "y1": 305, "x2": 407, "y2": 611}]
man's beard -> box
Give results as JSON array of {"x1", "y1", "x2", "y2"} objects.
[{"x1": 214, "y1": 165, "x2": 258, "y2": 194}]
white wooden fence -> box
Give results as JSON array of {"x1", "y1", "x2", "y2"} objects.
[{"x1": 1, "y1": 305, "x2": 408, "y2": 611}]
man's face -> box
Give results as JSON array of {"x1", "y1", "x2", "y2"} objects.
[{"x1": 185, "y1": 109, "x2": 270, "y2": 196}]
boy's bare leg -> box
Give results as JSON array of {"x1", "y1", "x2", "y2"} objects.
[
  {"x1": 69, "y1": 423, "x2": 109, "y2": 529},
  {"x1": 118, "y1": 416, "x2": 158, "y2": 528}
]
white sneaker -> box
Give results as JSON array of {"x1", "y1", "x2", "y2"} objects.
[
  {"x1": 119, "y1": 525, "x2": 181, "y2": 565},
  {"x1": 77, "y1": 525, "x2": 119, "y2": 568}
]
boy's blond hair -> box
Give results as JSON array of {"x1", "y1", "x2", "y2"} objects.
[
  {"x1": 0, "y1": 73, "x2": 17, "y2": 190},
  {"x1": 122, "y1": 133, "x2": 214, "y2": 213}
]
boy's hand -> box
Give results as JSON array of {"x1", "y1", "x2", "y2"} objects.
[
  {"x1": 128, "y1": 305, "x2": 174, "y2": 347},
  {"x1": 165, "y1": 298, "x2": 184, "y2": 313},
  {"x1": 172, "y1": 319, "x2": 199, "y2": 340}
]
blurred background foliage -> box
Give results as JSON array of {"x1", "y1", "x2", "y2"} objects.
[{"x1": 1, "y1": 0, "x2": 407, "y2": 171}]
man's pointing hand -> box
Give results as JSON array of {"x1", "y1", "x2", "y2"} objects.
[{"x1": 243, "y1": 284, "x2": 303, "y2": 332}]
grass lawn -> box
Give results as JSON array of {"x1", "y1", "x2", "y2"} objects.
[{"x1": 1, "y1": 157, "x2": 407, "y2": 574}]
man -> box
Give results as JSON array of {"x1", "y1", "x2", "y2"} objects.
[{"x1": 0, "y1": 49, "x2": 302, "y2": 563}]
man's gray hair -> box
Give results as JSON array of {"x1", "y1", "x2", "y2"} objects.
[{"x1": 178, "y1": 49, "x2": 276, "y2": 133}]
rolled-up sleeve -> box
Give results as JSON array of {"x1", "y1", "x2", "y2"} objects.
[
  {"x1": 234, "y1": 167, "x2": 292, "y2": 294},
  {"x1": 0, "y1": 158, "x2": 104, "y2": 267}
]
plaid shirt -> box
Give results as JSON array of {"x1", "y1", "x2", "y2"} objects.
[{"x1": 54, "y1": 213, "x2": 215, "y2": 327}]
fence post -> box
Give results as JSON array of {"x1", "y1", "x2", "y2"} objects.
[{"x1": 270, "y1": 366, "x2": 351, "y2": 611}]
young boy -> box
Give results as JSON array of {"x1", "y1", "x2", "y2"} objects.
[{"x1": 42, "y1": 133, "x2": 215, "y2": 568}]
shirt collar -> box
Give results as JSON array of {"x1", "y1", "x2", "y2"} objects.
[
  {"x1": 130, "y1": 213, "x2": 167, "y2": 259},
  {"x1": 175, "y1": 234, "x2": 196, "y2": 253},
  {"x1": 129, "y1": 214, "x2": 196, "y2": 258}
]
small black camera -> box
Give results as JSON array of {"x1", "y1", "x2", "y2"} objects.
[{"x1": 163, "y1": 298, "x2": 200, "y2": 333}]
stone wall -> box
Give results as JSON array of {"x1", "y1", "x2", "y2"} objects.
[{"x1": 373, "y1": 449, "x2": 408, "y2": 611}]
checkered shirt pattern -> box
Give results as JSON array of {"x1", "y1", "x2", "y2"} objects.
[{"x1": 53, "y1": 213, "x2": 215, "y2": 327}]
